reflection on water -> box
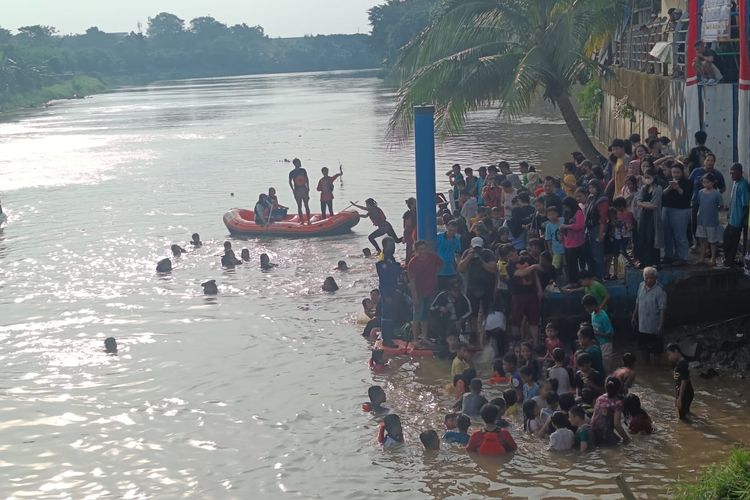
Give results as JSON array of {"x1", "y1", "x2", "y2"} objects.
[{"x1": 0, "y1": 70, "x2": 748, "y2": 498}]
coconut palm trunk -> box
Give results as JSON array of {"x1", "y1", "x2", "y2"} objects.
[{"x1": 557, "y1": 92, "x2": 602, "y2": 160}]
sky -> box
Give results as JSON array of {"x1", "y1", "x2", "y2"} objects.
[{"x1": 3, "y1": 0, "x2": 383, "y2": 37}]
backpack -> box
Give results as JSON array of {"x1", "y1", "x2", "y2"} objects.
[{"x1": 478, "y1": 430, "x2": 507, "y2": 455}]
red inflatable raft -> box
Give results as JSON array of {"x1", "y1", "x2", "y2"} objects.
[{"x1": 223, "y1": 209, "x2": 360, "y2": 238}]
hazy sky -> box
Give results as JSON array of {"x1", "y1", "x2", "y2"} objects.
[{"x1": 4, "y1": 0, "x2": 383, "y2": 37}]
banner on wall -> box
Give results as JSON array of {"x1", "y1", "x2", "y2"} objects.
[{"x1": 702, "y1": 0, "x2": 732, "y2": 41}]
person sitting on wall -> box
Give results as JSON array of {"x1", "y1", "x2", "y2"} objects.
[{"x1": 694, "y1": 40, "x2": 723, "y2": 84}]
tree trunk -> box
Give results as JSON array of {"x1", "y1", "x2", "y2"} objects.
[{"x1": 557, "y1": 93, "x2": 603, "y2": 162}]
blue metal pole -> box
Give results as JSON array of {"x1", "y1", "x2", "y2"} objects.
[{"x1": 414, "y1": 106, "x2": 437, "y2": 245}]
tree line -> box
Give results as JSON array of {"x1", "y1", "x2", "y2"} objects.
[{"x1": 0, "y1": 12, "x2": 377, "y2": 110}]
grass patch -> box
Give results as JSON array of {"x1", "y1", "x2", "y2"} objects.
[
  {"x1": 0, "y1": 75, "x2": 106, "y2": 114},
  {"x1": 674, "y1": 448, "x2": 750, "y2": 499}
]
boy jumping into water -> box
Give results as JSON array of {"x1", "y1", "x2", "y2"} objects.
[
  {"x1": 352, "y1": 199, "x2": 402, "y2": 254},
  {"x1": 316, "y1": 166, "x2": 343, "y2": 219},
  {"x1": 288, "y1": 158, "x2": 311, "y2": 224}
]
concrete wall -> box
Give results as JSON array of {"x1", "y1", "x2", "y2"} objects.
[{"x1": 596, "y1": 68, "x2": 739, "y2": 199}]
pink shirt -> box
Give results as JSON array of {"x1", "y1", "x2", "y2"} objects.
[{"x1": 563, "y1": 210, "x2": 585, "y2": 249}]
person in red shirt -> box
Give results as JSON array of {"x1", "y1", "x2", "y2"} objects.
[
  {"x1": 465, "y1": 404, "x2": 517, "y2": 455},
  {"x1": 482, "y1": 177, "x2": 503, "y2": 212},
  {"x1": 316, "y1": 166, "x2": 343, "y2": 219},
  {"x1": 408, "y1": 240, "x2": 443, "y2": 345}
]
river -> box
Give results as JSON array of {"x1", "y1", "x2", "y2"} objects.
[{"x1": 0, "y1": 70, "x2": 748, "y2": 499}]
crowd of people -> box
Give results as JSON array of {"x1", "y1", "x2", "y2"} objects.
[{"x1": 358, "y1": 127, "x2": 745, "y2": 454}]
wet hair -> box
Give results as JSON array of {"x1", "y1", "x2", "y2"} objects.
[
  {"x1": 156, "y1": 258, "x2": 172, "y2": 273},
  {"x1": 469, "y1": 378, "x2": 483, "y2": 393},
  {"x1": 490, "y1": 397, "x2": 507, "y2": 414},
  {"x1": 576, "y1": 352, "x2": 593, "y2": 367},
  {"x1": 559, "y1": 393, "x2": 576, "y2": 412},
  {"x1": 419, "y1": 430, "x2": 440, "y2": 450},
  {"x1": 552, "y1": 348, "x2": 566, "y2": 363},
  {"x1": 581, "y1": 294, "x2": 599, "y2": 308},
  {"x1": 622, "y1": 352, "x2": 636, "y2": 368},
  {"x1": 362, "y1": 248, "x2": 372, "y2": 257},
  {"x1": 569, "y1": 404, "x2": 586, "y2": 420},
  {"x1": 551, "y1": 411, "x2": 569, "y2": 430},
  {"x1": 201, "y1": 279, "x2": 218, "y2": 295},
  {"x1": 337, "y1": 260, "x2": 348, "y2": 270},
  {"x1": 456, "y1": 414, "x2": 471, "y2": 432},
  {"x1": 371, "y1": 349, "x2": 385, "y2": 365},
  {"x1": 546, "y1": 391, "x2": 560, "y2": 407},
  {"x1": 623, "y1": 393, "x2": 647, "y2": 418},
  {"x1": 241, "y1": 249, "x2": 250, "y2": 261},
  {"x1": 522, "y1": 400, "x2": 538, "y2": 432},
  {"x1": 365, "y1": 198, "x2": 377, "y2": 207},
  {"x1": 368, "y1": 385, "x2": 386, "y2": 404},
  {"x1": 480, "y1": 403, "x2": 500, "y2": 425},
  {"x1": 503, "y1": 388, "x2": 518, "y2": 407},
  {"x1": 605, "y1": 376, "x2": 622, "y2": 398},
  {"x1": 224, "y1": 241, "x2": 232, "y2": 250},
  {"x1": 322, "y1": 277, "x2": 339, "y2": 292},
  {"x1": 383, "y1": 414, "x2": 402, "y2": 435},
  {"x1": 612, "y1": 196, "x2": 628, "y2": 209},
  {"x1": 104, "y1": 337, "x2": 118, "y2": 354},
  {"x1": 171, "y1": 244, "x2": 185, "y2": 256}
]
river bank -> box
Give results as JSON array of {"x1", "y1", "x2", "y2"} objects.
[{"x1": 0, "y1": 75, "x2": 106, "y2": 115}]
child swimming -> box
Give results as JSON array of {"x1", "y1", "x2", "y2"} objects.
[
  {"x1": 377, "y1": 414, "x2": 404, "y2": 447},
  {"x1": 443, "y1": 414, "x2": 471, "y2": 445},
  {"x1": 465, "y1": 404, "x2": 517, "y2": 455},
  {"x1": 419, "y1": 430, "x2": 440, "y2": 451},
  {"x1": 363, "y1": 385, "x2": 389, "y2": 416}
]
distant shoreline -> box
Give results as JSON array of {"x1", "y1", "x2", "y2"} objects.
[{"x1": 1, "y1": 68, "x2": 382, "y2": 118}]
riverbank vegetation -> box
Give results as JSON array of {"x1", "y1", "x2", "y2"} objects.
[
  {"x1": 0, "y1": 14, "x2": 377, "y2": 112},
  {"x1": 382, "y1": 0, "x2": 618, "y2": 158},
  {"x1": 674, "y1": 448, "x2": 750, "y2": 499}
]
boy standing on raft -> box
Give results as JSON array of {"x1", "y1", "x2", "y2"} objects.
[
  {"x1": 316, "y1": 165, "x2": 343, "y2": 219},
  {"x1": 289, "y1": 158, "x2": 311, "y2": 224}
]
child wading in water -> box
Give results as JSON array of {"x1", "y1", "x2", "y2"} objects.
[
  {"x1": 352, "y1": 199, "x2": 402, "y2": 254},
  {"x1": 667, "y1": 343, "x2": 694, "y2": 421},
  {"x1": 465, "y1": 404, "x2": 517, "y2": 455},
  {"x1": 377, "y1": 414, "x2": 404, "y2": 447},
  {"x1": 316, "y1": 166, "x2": 343, "y2": 219}
]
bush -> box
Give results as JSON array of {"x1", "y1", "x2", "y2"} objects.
[{"x1": 674, "y1": 448, "x2": 750, "y2": 499}]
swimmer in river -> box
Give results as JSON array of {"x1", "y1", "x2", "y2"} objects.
[
  {"x1": 190, "y1": 233, "x2": 202, "y2": 247},
  {"x1": 289, "y1": 158, "x2": 312, "y2": 224},
  {"x1": 363, "y1": 385, "x2": 389, "y2": 415},
  {"x1": 363, "y1": 248, "x2": 372, "y2": 258},
  {"x1": 104, "y1": 337, "x2": 118, "y2": 355},
  {"x1": 156, "y1": 258, "x2": 172, "y2": 273},
  {"x1": 241, "y1": 249, "x2": 251, "y2": 262},
  {"x1": 221, "y1": 243, "x2": 242, "y2": 268},
  {"x1": 377, "y1": 414, "x2": 404, "y2": 447},
  {"x1": 336, "y1": 260, "x2": 348, "y2": 271},
  {"x1": 322, "y1": 276, "x2": 339, "y2": 292},
  {"x1": 351, "y1": 198, "x2": 402, "y2": 254},
  {"x1": 171, "y1": 244, "x2": 187, "y2": 257},
  {"x1": 202, "y1": 279, "x2": 218, "y2": 295},
  {"x1": 419, "y1": 430, "x2": 440, "y2": 451},
  {"x1": 260, "y1": 253, "x2": 277, "y2": 270}
]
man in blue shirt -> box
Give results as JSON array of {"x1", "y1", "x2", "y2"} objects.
[
  {"x1": 436, "y1": 220, "x2": 462, "y2": 290},
  {"x1": 689, "y1": 152, "x2": 725, "y2": 244},
  {"x1": 377, "y1": 237, "x2": 401, "y2": 347},
  {"x1": 724, "y1": 163, "x2": 750, "y2": 266}
]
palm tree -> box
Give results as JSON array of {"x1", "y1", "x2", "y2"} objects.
[{"x1": 390, "y1": 0, "x2": 620, "y2": 160}]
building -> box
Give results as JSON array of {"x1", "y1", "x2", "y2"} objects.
[{"x1": 594, "y1": 0, "x2": 750, "y2": 191}]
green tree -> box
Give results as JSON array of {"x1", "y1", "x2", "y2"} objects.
[
  {"x1": 368, "y1": 0, "x2": 437, "y2": 66},
  {"x1": 17, "y1": 25, "x2": 57, "y2": 40},
  {"x1": 189, "y1": 16, "x2": 228, "y2": 39},
  {"x1": 147, "y1": 13, "x2": 185, "y2": 38},
  {"x1": 390, "y1": 0, "x2": 618, "y2": 159}
]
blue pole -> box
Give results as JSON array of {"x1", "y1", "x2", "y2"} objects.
[{"x1": 414, "y1": 106, "x2": 437, "y2": 246}]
